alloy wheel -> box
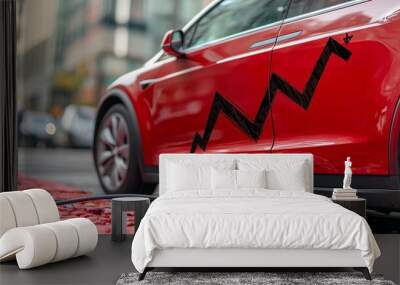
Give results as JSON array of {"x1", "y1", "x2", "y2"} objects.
[{"x1": 96, "y1": 113, "x2": 130, "y2": 192}]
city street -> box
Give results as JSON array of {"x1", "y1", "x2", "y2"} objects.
[{"x1": 19, "y1": 147, "x2": 103, "y2": 195}]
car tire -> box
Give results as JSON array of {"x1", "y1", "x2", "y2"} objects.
[{"x1": 94, "y1": 104, "x2": 142, "y2": 194}]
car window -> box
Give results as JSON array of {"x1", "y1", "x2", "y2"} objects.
[
  {"x1": 287, "y1": 0, "x2": 354, "y2": 19},
  {"x1": 184, "y1": 0, "x2": 290, "y2": 49}
]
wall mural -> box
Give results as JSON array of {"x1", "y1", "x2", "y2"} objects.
[{"x1": 191, "y1": 37, "x2": 352, "y2": 153}]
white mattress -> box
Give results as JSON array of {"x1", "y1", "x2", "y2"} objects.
[{"x1": 131, "y1": 190, "x2": 380, "y2": 273}]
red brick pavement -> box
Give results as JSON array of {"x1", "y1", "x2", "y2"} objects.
[{"x1": 18, "y1": 175, "x2": 135, "y2": 234}]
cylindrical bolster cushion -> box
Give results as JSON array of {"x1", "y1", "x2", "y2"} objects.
[
  {"x1": 42, "y1": 221, "x2": 79, "y2": 262},
  {"x1": 0, "y1": 196, "x2": 17, "y2": 237},
  {"x1": 64, "y1": 218, "x2": 98, "y2": 257},
  {"x1": 0, "y1": 218, "x2": 97, "y2": 269},
  {"x1": 1, "y1": 192, "x2": 39, "y2": 227},
  {"x1": 0, "y1": 226, "x2": 57, "y2": 269},
  {"x1": 23, "y1": 189, "x2": 60, "y2": 223}
]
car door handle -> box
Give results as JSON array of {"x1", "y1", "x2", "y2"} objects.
[
  {"x1": 250, "y1": 31, "x2": 302, "y2": 49},
  {"x1": 140, "y1": 79, "x2": 157, "y2": 90}
]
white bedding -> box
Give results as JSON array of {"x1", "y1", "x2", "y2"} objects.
[{"x1": 131, "y1": 190, "x2": 380, "y2": 273}]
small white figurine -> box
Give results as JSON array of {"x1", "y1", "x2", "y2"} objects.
[{"x1": 343, "y1": 156, "x2": 352, "y2": 189}]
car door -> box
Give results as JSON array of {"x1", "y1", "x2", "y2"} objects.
[
  {"x1": 145, "y1": 0, "x2": 290, "y2": 162},
  {"x1": 270, "y1": 0, "x2": 398, "y2": 179}
]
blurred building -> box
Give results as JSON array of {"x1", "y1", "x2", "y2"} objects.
[
  {"x1": 52, "y1": 0, "x2": 146, "y2": 109},
  {"x1": 17, "y1": 0, "x2": 212, "y2": 114},
  {"x1": 52, "y1": 0, "x2": 210, "y2": 110},
  {"x1": 144, "y1": 0, "x2": 209, "y2": 58}
]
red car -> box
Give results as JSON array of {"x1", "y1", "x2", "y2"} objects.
[{"x1": 94, "y1": 0, "x2": 400, "y2": 212}]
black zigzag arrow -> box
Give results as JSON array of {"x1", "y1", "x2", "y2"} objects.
[{"x1": 191, "y1": 37, "x2": 352, "y2": 153}]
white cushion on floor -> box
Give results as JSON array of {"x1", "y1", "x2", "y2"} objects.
[
  {"x1": 43, "y1": 221, "x2": 79, "y2": 262},
  {"x1": 0, "y1": 226, "x2": 57, "y2": 269},
  {"x1": 65, "y1": 218, "x2": 98, "y2": 257},
  {"x1": 0, "y1": 219, "x2": 98, "y2": 269},
  {"x1": 23, "y1": 189, "x2": 60, "y2": 223},
  {"x1": 0, "y1": 189, "x2": 98, "y2": 269},
  {"x1": 1, "y1": 192, "x2": 39, "y2": 227},
  {"x1": 0, "y1": 189, "x2": 59, "y2": 237},
  {"x1": 0, "y1": 196, "x2": 17, "y2": 237}
]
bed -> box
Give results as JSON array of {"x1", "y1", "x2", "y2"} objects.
[{"x1": 131, "y1": 154, "x2": 380, "y2": 280}]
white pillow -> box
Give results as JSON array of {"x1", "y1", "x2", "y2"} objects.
[
  {"x1": 211, "y1": 169, "x2": 268, "y2": 190},
  {"x1": 166, "y1": 159, "x2": 236, "y2": 192},
  {"x1": 267, "y1": 162, "x2": 307, "y2": 191},
  {"x1": 236, "y1": 169, "x2": 267, "y2": 189},
  {"x1": 211, "y1": 168, "x2": 236, "y2": 190},
  {"x1": 167, "y1": 162, "x2": 211, "y2": 191},
  {"x1": 238, "y1": 159, "x2": 308, "y2": 191}
]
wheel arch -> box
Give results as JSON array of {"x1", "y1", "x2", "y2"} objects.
[{"x1": 94, "y1": 88, "x2": 147, "y2": 183}]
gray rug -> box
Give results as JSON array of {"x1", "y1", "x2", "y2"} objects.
[{"x1": 116, "y1": 272, "x2": 396, "y2": 285}]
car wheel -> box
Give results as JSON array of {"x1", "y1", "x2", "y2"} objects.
[{"x1": 94, "y1": 104, "x2": 142, "y2": 194}]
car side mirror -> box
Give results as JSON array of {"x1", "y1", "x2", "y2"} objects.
[{"x1": 161, "y1": 30, "x2": 185, "y2": 58}]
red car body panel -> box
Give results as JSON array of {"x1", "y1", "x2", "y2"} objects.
[
  {"x1": 105, "y1": 0, "x2": 400, "y2": 190},
  {"x1": 270, "y1": 0, "x2": 400, "y2": 176},
  {"x1": 147, "y1": 24, "x2": 282, "y2": 160}
]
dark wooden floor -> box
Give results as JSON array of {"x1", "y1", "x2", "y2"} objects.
[
  {"x1": 0, "y1": 235, "x2": 134, "y2": 285},
  {"x1": 1, "y1": 235, "x2": 398, "y2": 285}
]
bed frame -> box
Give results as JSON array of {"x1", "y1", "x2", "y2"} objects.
[
  {"x1": 139, "y1": 248, "x2": 371, "y2": 280},
  {"x1": 139, "y1": 154, "x2": 371, "y2": 281}
]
